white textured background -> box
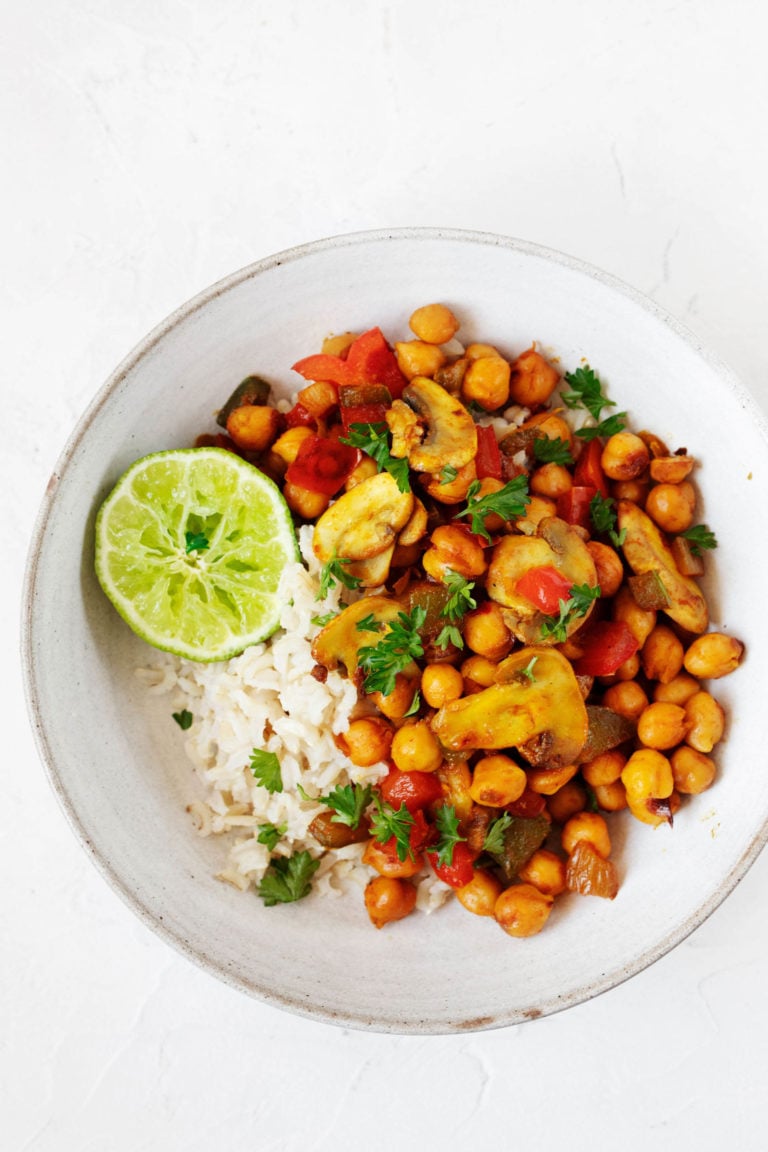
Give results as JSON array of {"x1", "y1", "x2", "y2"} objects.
[{"x1": 5, "y1": 2, "x2": 768, "y2": 1149}]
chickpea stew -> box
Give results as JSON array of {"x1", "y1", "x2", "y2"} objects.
[{"x1": 192, "y1": 303, "x2": 743, "y2": 938}]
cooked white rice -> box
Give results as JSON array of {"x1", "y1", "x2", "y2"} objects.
[{"x1": 139, "y1": 525, "x2": 450, "y2": 913}]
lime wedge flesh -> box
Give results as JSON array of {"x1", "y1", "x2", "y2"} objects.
[{"x1": 95, "y1": 447, "x2": 299, "y2": 662}]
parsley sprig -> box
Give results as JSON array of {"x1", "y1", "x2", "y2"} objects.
[
  {"x1": 257, "y1": 851, "x2": 320, "y2": 906},
  {"x1": 257, "y1": 822, "x2": 287, "y2": 851},
  {"x1": 172, "y1": 709, "x2": 193, "y2": 730},
  {"x1": 317, "y1": 782, "x2": 372, "y2": 829},
  {"x1": 357, "y1": 606, "x2": 426, "y2": 696},
  {"x1": 681, "y1": 523, "x2": 718, "y2": 556},
  {"x1": 249, "y1": 749, "x2": 283, "y2": 793},
  {"x1": 439, "y1": 464, "x2": 459, "y2": 485},
  {"x1": 532, "y1": 436, "x2": 574, "y2": 465},
  {"x1": 317, "y1": 552, "x2": 362, "y2": 600},
  {"x1": 482, "y1": 812, "x2": 514, "y2": 855},
  {"x1": 340, "y1": 422, "x2": 411, "y2": 493},
  {"x1": 589, "y1": 492, "x2": 627, "y2": 547},
  {"x1": 456, "y1": 476, "x2": 531, "y2": 542},
  {"x1": 561, "y1": 364, "x2": 626, "y2": 441},
  {"x1": 539, "y1": 583, "x2": 601, "y2": 643},
  {"x1": 185, "y1": 530, "x2": 209, "y2": 553},
  {"x1": 369, "y1": 797, "x2": 415, "y2": 862},
  {"x1": 435, "y1": 570, "x2": 477, "y2": 650},
  {"x1": 431, "y1": 805, "x2": 466, "y2": 868}
]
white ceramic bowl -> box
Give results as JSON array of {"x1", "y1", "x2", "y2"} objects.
[{"x1": 22, "y1": 228, "x2": 768, "y2": 1033}]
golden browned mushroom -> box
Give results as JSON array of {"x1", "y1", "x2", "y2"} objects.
[
  {"x1": 312, "y1": 472, "x2": 414, "y2": 586},
  {"x1": 617, "y1": 500, "x2": 708, "y2": 634},
  {"x1": 311, "y1": 597, "x2": 405, "y2": 678},
  {"x1": 431, "y1": 647, "x2": 588, "y2": 768},
  {"x1": 401, "y1": 376, "x2": 478, "y2": 474}
]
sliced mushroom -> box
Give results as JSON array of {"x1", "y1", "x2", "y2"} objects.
[
  {"x1": 345, "y1": 545, "x2": 396, "y2": 588},
  {"x1": 432, "y1": 647, "x2": 588, "y2": 767},
  {"x1": 397, "y1": 498, "x2": 429, "y2": 547},
  {"x1": 386, "y1": 400, "x2": 424, "y2": 459},
  {"x1": 313, "y1": 472, "x2": 414, "y2": 566},
  {"x1": 617, "y1": 500, "x2": 708, "y2": 634},
  {"x1": 311, "y1": 596, "x2": 403, "y2": 677},
  {"x1": 401, "y1": 376, "x2": 478, "y2": 474},
  {"x1": 486, "y1": 516, "x2": 598, "y2": 644}
]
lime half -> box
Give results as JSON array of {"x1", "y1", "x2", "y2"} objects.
[{"x1": 95, "y1": 447, "x2": 299, "y2": 661}]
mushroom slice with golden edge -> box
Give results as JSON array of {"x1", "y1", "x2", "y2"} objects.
[
  {"x1": 432, "y1": 647, "x2": 588, "y2": 768},
  {"x1": 311, "y1": 596, "x2": 404, "y2": 679},
  {"x1": 313, "y1": 472, "x2": 414, "y2": 576},
  {"x1": 617, "y1": 500, "x2": 708, "y2": 634},
  {"x1": 486, "y1": 516, "x2": 598, "y2": 645},
  {"x1": 401, "y1": 377, "x2": 478, "y2": 474},
  {"x1": 397, "y1": 498, "x2": 428, "y2": 547}
]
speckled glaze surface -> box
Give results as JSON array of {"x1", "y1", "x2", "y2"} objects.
[{"x1": 22, "y1": 228, "x2": 768, "y2": 1033}]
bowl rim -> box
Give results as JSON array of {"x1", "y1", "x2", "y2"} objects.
[{"x1": 20, "y1": 225, "x2": 768, "y2": 1033}]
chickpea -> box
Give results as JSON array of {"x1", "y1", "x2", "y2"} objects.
[
  {"x1": 642, "y1": 624, "x2": 684, "y2": 684},
  {"x1": 518, "y1": 849, "x2": 567, "y2": 896},
  {"x1": 226, "y1": 405, "x2": 281, "y2": 452},
  {"x1": 463, "y1": 601, "x2": 513, "y2": 660},
  {"x1": 494, "y1": 883, "x2": 554, "y2": 938},
  {"x1": 409, "y1": 303, "x2": 460, "y2": 345},
  {"x1": 670, "y1": 746, "x2": 717, "y2": 795},
  {"x1": 621, "y1": 748, "x2": 674, "y2": 802},
  {"x1": 627, "y1": 792, "x2": 676, "y2": 827},
  {"x1": 422, "y1": 524, "x2": 488, "y2": 581},
  {"x1": 546, "y1": 780, "x2": 588, "y2": 823},
  {"x1": 345, "y1": 456, "x2": 379, "y2": 490},
  {"x1": 612, "y1": 479, "x2": 650, "y2": 504},
  {"x1": 530, "y1": 462, "x2": 572, "y2": 499},
  {"x1": 515, "y1": 494, "x2": 557, "y2": 536},
  {"x1": 282, "y1": 480, "x2": 330, "y2": 520},
  {"x1": 423, "y1": 459, "x2": 477, "y2": 505},
  {"x1": 391, "y1": 720, "x2": 443, "y2": 774},
  {"x1": 612, "y1": 585, "x2": 657, "y2": 647},
  {"x1": 455, "y1": 869, "x2": 503, "y2": 917},
  {"x1": 271, "y1": 425, "x2": 313, "y2": 466},
  {"x1": 470, "y1": 754, "x2": 527, "y2": 807},
  {"x1": 650, "y1": 455, "x2": 695, "y2": 484},
  {"x1": 645, "y1": 481, "x2": 696, "y2": 534},
  {"x1": 459, "y1": 476, "x2": 506, "y2": 532},
  {"x1": 372, "y1": 674, "x2": 419, "y2": 720},
  {"x1": 684, "y1": 633, "x2": 744, "y2": 680},
  {"x1": 364, "y1": 876, "x2": 417, "y2": 929},
  {"x1": 561, "y1": 811, "x2": 612, "y2": 859},
  {"x1": 684, "y1": 691, "x2": 725, "y2": 753},
  {"x1": 466, "y1": 342, "x2": 501, "y2": 361},
  {"x1": 337, "y1": 716, "x2": 394, "y2": 767},
  {"x1": 601, "y1": 432, "x2": 650, "y2": 481},
  {"x1": 652, "y1": 672, "x2": 700, "y2": 705},
  {"x1": 587, "y1": 541, "x2": 624, "y2": 597},
  {"x1": 522, "y1": 411, "x2": 574, "y2": 449},
  {"x1": 321, "y1": 331, "x2": 357, "y2": 357},
  {"x1": 362, "y1": 839, "x2": 423, "y2": 879},
  {"x1": 508, "y1": 347, "x2": 560, "y2": 407},
  {"x1": 581, "y1": 749, "x2": 626, "y2": 788},
  {"x1": 421, "y1": 663, "x2": 464, "y2": 709},
  {"x1": 526, "y1": 763, "x2": 578, "y2": 796},
  {"x1": 460, "y1": 654, "x2": 498, "y2": 690},
  {"x1": 462, "y1": 355, "x2": 511, "y2": 411},
  {"x1": 636, "y1": 702, "x2": 688, "y2": 750},
  {"x1": 601, "y1": 680, "x2": 649, "y2": 722},
  {"x1": 609, "y1": 653, "x2": 641, "y2": 682},
  {"x1": 593, "y1": 779, "x2": 628, "y2": 812},
  {"x1": 395, "y1": 339, "x2": 446, "y2": 381}
]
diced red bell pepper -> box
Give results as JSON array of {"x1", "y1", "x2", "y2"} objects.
[
  {"x1": 377, "y1": 808, "x2": 432, "y2": 864},
  {"x1": 557, "y1": 485, "x2": 597, "y2": 530},
  {"x1": 427, "y1": 840, "x2": 477, "y2": 889},
  {"x1": 515, "y1": 565, "x2": 573, "y2": 614},
  {"x1": 340, "y1": 403, "x2": 389, "y2": 432},
  {"x1": 292, "y1": 327, "x2": 407, "y2": 399},
  {"x1": 284, "y1": 434, "x2": 361, "y2": 496},
  {"x1": 572, "y1": 620, "x2": 640, "y2": 677},
  {"x1": 475, "y1": 425, "x2": 503, "y2": 480},
  {"x1": 573, "y1": 438, "x2": 609, "y2": 498},
  {"x1": 284, "y1": 401, "x2": 316, "y2": 429},
  {"x1": 505, "y1": 788, "x2": 547, "y2": 819},
  {"x1": 378, "y1": 767, "x2": 443, "y2": 814}
]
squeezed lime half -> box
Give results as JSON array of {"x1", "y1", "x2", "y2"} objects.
[{"x1": 94, "y1": 447, "x2": 299, "y2": 661}]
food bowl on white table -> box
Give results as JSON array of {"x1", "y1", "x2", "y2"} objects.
[{"x1": 22, "y1": 228, "x2": 768, "y2": 1033}]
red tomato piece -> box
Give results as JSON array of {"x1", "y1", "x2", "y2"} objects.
[
  {"x1": 340, "y1": 402, "x2": 389, "y2": 432},
  {"x1": 475, "y1": 425, "x2": 503, "y2": 480},
  {"x1": 378, "y1": 768, "x2": 443, "y2": 813},
  {"x1": 515, "y1": 565, "x2": 573, "y2": 614},
  {"x1": 505, "y1": 788, "x2": 547, "y2": 819},
  {"x1": 427, "y1": 841, "x2": 477, "y2": 889},
  {"x1": 291, "y1": 353, "x2": 353, "y2": 388},
  {"x1": 573, "y1": 438, "x2": 609, "y2": 497},
  {"x1": 292, "y1": 328, "x2": 407, "y2": 399},
  {"x1": 284, "y1": 434, "x2": 361, "y2": 496},
  {"x1": 284, "y1": 401, "x2": 316, "y2": 429},
  {"x1": 556, "y1": 484, "x2": 597, "y2": 530},
  {"x1": 572, "y1": 620, "x2": 640, "y2": 677},
  {"x1": 377, "y1": 808, "x2": 432, "y2": 864}
]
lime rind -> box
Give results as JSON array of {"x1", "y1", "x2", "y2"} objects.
[{"x1": 94, "y1": 447, "x2": 299, "y2": 662}]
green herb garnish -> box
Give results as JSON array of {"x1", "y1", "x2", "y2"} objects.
[
  {"x1": 355, "y1": 614, "x2": 385, "y2": 634},
  {"x1": 431, "y1": 804, "x2": 466, "y2": 868},
  {"x1": 403, "y1": 690, "x2": 422, "y2": 717},
  {"x1": 340, "y1": 422, "x2": 411, "y2": 493},
  {"x1": 257, "y1": 822, "x2": 287, "y2": 851},
  {"x1": 576, "y1": 412, "x2": 627, "y2": 441},
  {"x1": 482, "y1": 812, "x2": 514, "y2": 855},
  {"x1": 681, "y1": 523, "x2": 718, "y2": 556},
  {"x1": 520, "y1": 656, "x2": 539, "y2": 682},
  {"x1": 257, "y1": 851, "x2": 320, "y2": 906},
  {"x1": 172, "y1": 709, "x2": 193, "y2": 730},
  {"x1": 249, "y1": 748, "x2": 283, "y2": 793},
  {"x1": 439, "y1": 464, "x2": 459, "y2": 485},
  {"x1": 317, "y1": 552, "x2": 362, "y2": 600},
  {"x1": 532, "y1": 436, "x2": 574, "y2": 465},
  {"x1": 435, "y1": 623, "x2": 464, "y2": 650},
  {"x1": 561, "y1": 365, "x2": 615, "y2": 422},
  {"x1": 369, "y1": 797, "x2": 415, "y2": 862},
  {"x1": 539, "y1": 583, "x2": 601, "y2": 643},
  {"x1": 456, "y1": 476, "x2": 531, "y2": 542},
  {"x1": 589, "y1": 492, "x2": 627, "y2": 547},
  {"x1": 317, "y1": 782, "x2": 372, "y2": 829},
  {"x1": 185, "y1": 530, "x2": 209, "y2": 553},
  {"x1": 311, "y1": 611, "x2": 338, "y2": 627},
  {"x1": 357, "y1": 606, "x2": 426, "y2": 696}
]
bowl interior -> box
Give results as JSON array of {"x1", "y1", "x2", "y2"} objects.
[{"x1": 24, "y1": 229, "x2": 768, "y2": 1032}]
